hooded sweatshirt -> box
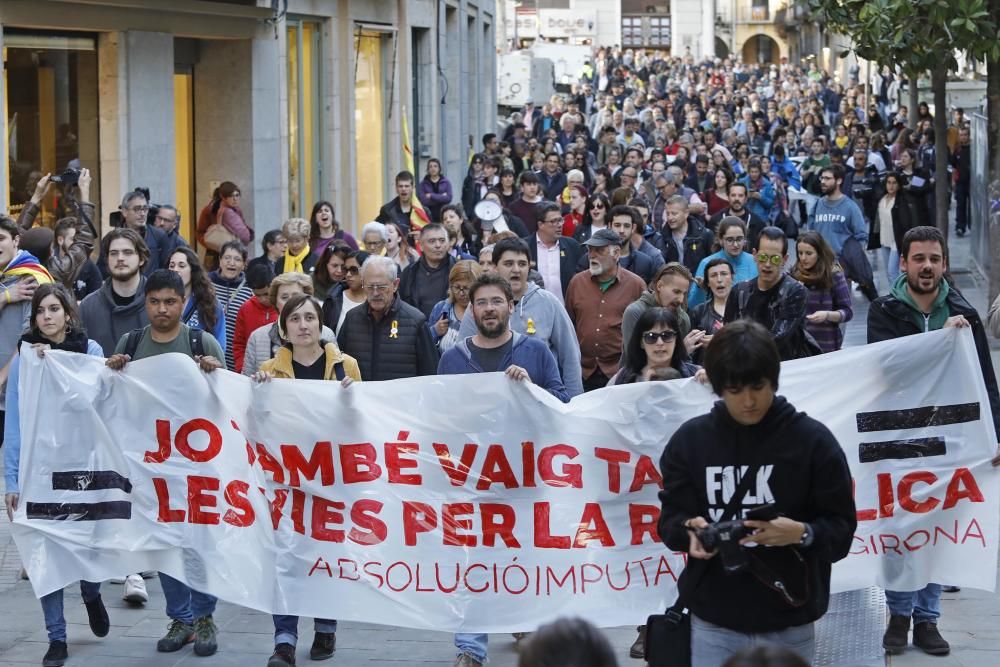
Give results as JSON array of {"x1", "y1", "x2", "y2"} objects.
[
  {"x1": 659, "y1": 395, "x2": 856, "y2": 633},
  {"x1": 79, "y1": 276, "x2": 149, "y2": 358},
  {"x1": 458, "y1": 282, "x2": 584, "y2": 397},
  {"x1": 889, "y1": 272, "x2": 950, "y2": 332},
  {"x1": 438, "y1": 331, "x2": 570, "y2": 403}
]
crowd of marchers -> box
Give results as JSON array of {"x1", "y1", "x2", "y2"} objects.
[{"x1": 1, "y1": 44, "x2": 999, "y2": 667}]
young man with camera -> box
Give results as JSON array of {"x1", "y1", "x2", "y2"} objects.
[{"x1": 658, "y1": 320, "x2": 856, "y2": 666}]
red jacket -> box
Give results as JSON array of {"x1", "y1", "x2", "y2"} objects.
[{"x1": 232, "y1": 296, "x2": 277, "y2": 373}]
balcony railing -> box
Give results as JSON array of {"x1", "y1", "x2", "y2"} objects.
[{"x1": 736, "y1": 4, "x2": 772, "y2": 23}]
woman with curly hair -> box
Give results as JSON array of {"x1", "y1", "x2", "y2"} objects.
[{"x1": 168, "y1": 247, "x2": 227, "y2": 357}]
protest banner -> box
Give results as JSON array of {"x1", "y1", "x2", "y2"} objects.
[{"x1": 9, "y1": 328, "x2": 998, "y2": 632}]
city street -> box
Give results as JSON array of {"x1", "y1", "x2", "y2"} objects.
[{"x1": 1, "y1": 230, "x2": 998, "y2": 666}]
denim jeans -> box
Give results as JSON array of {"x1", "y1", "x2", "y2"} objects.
[
  {"x1": 879, "y1": 246, "x2": 900, "y2": 284},
  {"x1": 885, "y1": 584, "x2": 941, "y2": 624},
  {"x1": 691, "y1": 615, "x2": 815, "y2": 667},
  {"x1": 273, "y1": 615, "x2": 338, "y2": 646},
  {"x1": 455, "y1": 633, "x2": 488, "y2": 661},
  {"x1": 159, "y1": 572, "x2": 217, "y2": 624},
  {"x1": 40, "y1": 581, "x2": 102, "y2": 642}
]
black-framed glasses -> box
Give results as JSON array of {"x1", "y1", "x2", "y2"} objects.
[
  {"x1": 642, "y1": 331, "x2": 677, "y2": 344},
  {"x1": 723, "y1": 236, "x2": 746, "y2": 245}
]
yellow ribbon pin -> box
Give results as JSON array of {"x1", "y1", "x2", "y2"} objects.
[
  {"x1": 390, "y1": 320, "x2": 399, "y2": 339},
  {"x1": 526, "y1": 317, "x2": 536, "y2": 335}
]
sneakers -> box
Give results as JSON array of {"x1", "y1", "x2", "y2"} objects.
[
  {"x1": 42, "y1": 640, "x2": 68, "y2": 667},
  {"x1": 193, "y1": 616, "x2": 219, "y2": 656},
  {"x1": 157, "y1": 619, "x2": 195, "y2": 652},
  {"x1": 454, "y1": 653, "x2": 483, "y2": 667},
  {"x1": 268, "y1": 642, "x2": 297, "y2": 667},
  {"x1": 630, "y1": 625, "x2": 647, "y2": 659},
  {"x1": 913, "y1": 621, "x2": 951, "y2": 655},
  {"x1": 882, "y1": 615, "x2": 909, "y2": 655},
  {"x1": 309, "y1": 632, "x2": 336, "y2": 660},
  {"x1": 84, "y1": 595, "x2": 110, "y2": 637},
  {"x1": 122, "y1": 574, "x2": 148, "y2": 604}
]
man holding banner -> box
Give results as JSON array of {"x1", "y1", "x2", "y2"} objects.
[
  {"x1": 868, "y1": 225, "x2": 1000, "y2": 656},
  {"x1": 659, "y1": 320, "x2": 857, "y2": 666}
]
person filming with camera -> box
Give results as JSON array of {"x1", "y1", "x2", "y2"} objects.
[{"x1": 657, "y1": 320, "x2": 856, "y2": 666}]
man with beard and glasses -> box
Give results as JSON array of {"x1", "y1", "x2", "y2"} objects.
[
  {"x1": 811, "y1": 164, "x2": 868, "y2": 260},
  {"x1": 708, "y1": 183, "x2": 766, "y2": 251},
  {"x1": 439, "y1": 272, "x2": 568, "y2": 667},
  {"x1": 81, "y1": 228, "x2": 151, "y2": 357},
  {"x1": 868, "y1": 225, "x2": 1000, "y2": 658},
  {"x1": 565, "y1": 228, "x2": 645, "y2": 391}
]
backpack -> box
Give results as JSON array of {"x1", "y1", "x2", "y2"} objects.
[{"x1": 123, "y1": 327, "x2": 206, "y2": 359}]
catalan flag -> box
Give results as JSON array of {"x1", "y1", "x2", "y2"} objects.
[
  {"x1": 3, "y1": 250, "x2": 52, "y2": 286},
  {"x1": 402, "y1": 111, "x2": 431, "y2": 229}
]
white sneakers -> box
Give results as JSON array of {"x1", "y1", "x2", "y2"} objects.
[{"x1": 123, "y1": 574, "x2": 149, "y2": 604}]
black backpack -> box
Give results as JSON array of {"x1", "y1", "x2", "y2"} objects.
[{"x1": 122, "y1": 327, "x2": 205, "y2": 359}]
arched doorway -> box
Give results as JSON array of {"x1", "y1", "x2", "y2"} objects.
[
  {"x1": 715, "y1": 37, "x2": 730, "y2": 60},
  {"x1": 741, "y1": 34, "x2": 780, "y2": 65}
]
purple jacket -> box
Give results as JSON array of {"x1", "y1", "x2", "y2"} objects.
[
  {"x1": 418, "y1": 176, "x2": 453, "y2": 222},
  {"x1": 803, "y1": 270, "x2": 853, "y2": 353}
]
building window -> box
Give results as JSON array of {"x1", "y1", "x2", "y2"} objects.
[
  {"x1": 621, "y1": 17, "x2": 643, "y2": 48},
  {"x1": 621, "y1": 16, "x2": 671, "y2": 49},
  {"x1": 649, "y1": 17, "x2": 671, "y2": 47},
  {"x1": 3, "y1": 31, "x2": 100, "y2": 224},
  {"x1": 353, "y1": 30, "x2": 386, "y2": 230},
  {"x1": 287, "y1": 20, "x2": 323, "y2": 219}
]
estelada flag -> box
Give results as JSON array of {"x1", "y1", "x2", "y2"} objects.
[{"x1": 402, "y1": 111, "x2": 431, "y2": 230}]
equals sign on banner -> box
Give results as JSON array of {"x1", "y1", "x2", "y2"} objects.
[
  {"x1": 855, "y1": 402, "x2": 981, "y2": 463},
  {"x1": 26, "y1": 470, "x2": 133, "y2": 521}
]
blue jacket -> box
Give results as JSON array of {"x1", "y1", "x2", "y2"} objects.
[
  {"x1": 4, "y1": 340, "x2": 104, "y2": 493},
  {"x1": 438, "y1": 331, "x2": 570, "y2": 403},
  {"x1": 183, "y1": 296, "x2": 228, "y2": 359},
  {"x1": 738, "y1": 174, "x2": 776, "y2": 222}
]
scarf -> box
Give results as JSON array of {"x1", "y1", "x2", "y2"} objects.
[
  {"x1": 285, "y1": 244, "x2": 311, "y2": 274},
  {"x1": 4, "y1": 250, "x2": 53, "y2": 285},
  {"x1": 20, "y1": 328, "x2": 89, "y2": 353}
]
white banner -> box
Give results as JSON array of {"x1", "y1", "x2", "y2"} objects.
[{"x1": 10, "y1": 328, "x2": 998, "y2": 632}]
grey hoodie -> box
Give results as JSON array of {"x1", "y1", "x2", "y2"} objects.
[
  {"x1": 459, "y1": 282, "x2": 583, "y2": 397},
  {"x1": 80, "y1": 277, "x2": 150, "y2": 358}
]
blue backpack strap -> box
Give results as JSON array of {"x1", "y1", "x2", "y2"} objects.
[{"x1": 333, "y1": 361, "x2": 346, "y2": 381}]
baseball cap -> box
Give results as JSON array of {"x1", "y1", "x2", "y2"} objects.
[{"x1": 582, "y1": 228, "x2": 622, "y2": 248}]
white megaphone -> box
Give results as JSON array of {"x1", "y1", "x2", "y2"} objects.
[{"x1": 474, "y1": 200, "x2": 509, "y2": 233}]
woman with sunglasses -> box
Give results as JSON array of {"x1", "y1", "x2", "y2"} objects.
[
  {"x1": 322, "y1": 250, "x2": 369, "y2": 338},
  {"x1": 609, "y1": 307, "x2": 700, "y2": 385},
  {"x1": 573, "y1": 193, "x2": 610, "y2": 244},
  {"x1": 427, "y1": 260, "x2": 482, "y2": 352}
]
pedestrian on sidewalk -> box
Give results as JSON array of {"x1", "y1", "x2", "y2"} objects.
[
  {"x1": 4, "y1": 283, "x2": 109, "y2": 667},
  {"x1": 868, "y1": 225, "x2": 1000, "y2": 656}
]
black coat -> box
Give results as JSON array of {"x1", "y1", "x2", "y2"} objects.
[
  {"x1": 868, "y1": 286, "x2": 1000, "y2": 440},
  {"x1": 337, "y1": 296, "x2": 439, "y2": 381},
  {"x1": 724, "y1": 275, "x2": 821, "y2": 360},
  {"x1": 522, "y1": 234, "x2": 583, "y2": 295},
  {"x1": 398, "y1": 255, "x2": 457, "y2": 319},
  {"x1": 661, "y1": 218, "x2": 716, "y2": 277},
  {"x1": 376, "y1": 197, "x2": 413, "y2": 237}
]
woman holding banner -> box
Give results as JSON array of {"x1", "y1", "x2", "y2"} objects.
[
  {"x1": 3, "y1": 283, "x2": 108, "y2": 667},
  {"x1": 251, "y1": 293, "x2": 360, "y2": 665}
]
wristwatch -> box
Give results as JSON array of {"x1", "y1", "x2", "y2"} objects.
[{"x1": 799, "y1": 522, "x2": 814, "y2": 547}]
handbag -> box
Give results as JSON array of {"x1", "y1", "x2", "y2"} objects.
[
  {"x1": 202, "y1": 209, "x2": 237, "y2": 252},
  {"x1": 644, "y1": 463, "x2": 764, "y2": 667}
]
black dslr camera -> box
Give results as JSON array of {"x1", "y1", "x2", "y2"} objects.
[
  {"x1": 697, "y1": 520, "x2": 753, "y2": 574},
  {"x1": 50, "y1": 167, "x2": 81, "y2": 187}
]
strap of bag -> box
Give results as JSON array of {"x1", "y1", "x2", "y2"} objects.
[
  {"x1": 333, "y1": 361, "x2": 346, "y2": 381},
  {"x1": 189, "y1": 328, "x2": 205, "y2": 357},
  {"x1": 123, "y1": 328, "x2": 144, "y2": 358},
  {"x1": 666, "y1": 463, "x2": 764, "y2": 620}
]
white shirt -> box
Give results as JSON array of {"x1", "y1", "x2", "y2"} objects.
[
  {"x1": 337, "y1": 292, "x2": 367, "y2": 336},
  {"x1": 536, "y1": 238, "x2": 564, "y2": 303},
  {"x1": 878, "y1": 196, "x2": 895, "y2": 250}
]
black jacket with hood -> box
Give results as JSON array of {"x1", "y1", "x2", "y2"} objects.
[{"x1": 659, "y1": 395, "x2": 857, "y2": 633}]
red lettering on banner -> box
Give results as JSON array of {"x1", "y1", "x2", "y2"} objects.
[
  {"x1": 311, "y1": 495, "x2": 346, "y2": 542},
  {"x1": 281, "y1": 442, "x2": 335, "y2": 486},
  {"x1": 629, "y1": 455, "x2": 663, "y2": 492},
  {"x1": 476, "y1": 445, "x2": 519, "y2": 490},
  {"x1": 264, "y1": 488, "x2": 288, "y2": 530},
  {"x1": 943, "y1": 467, "x2": 984, "y2": 509},
  {"x1": 402, "y1": 501, "x2": 438, "y2": 546},
  {"x1": 338, "y1": 558, "x2": 360, "y2": 580},
  {"x1": 481, "y1": 503, "x2": 520, "y2": 547},
  {"x1": 963, "y1": 518, "x2": 987, "y2": 546},
  {"x1": 309, "y1": 557, "x2": 333, "y2": 577},
  {"x1": 436, "y1": 563, "x2": 460, "y2": 592},
  {"x1": 148, "y1": 420, "x2": 173, "y2": 463},
  {"x1": 898, "y1": 472, "x2": 939, "y2": 513},
  {"x1": 628, "y1": 504, "x2": 660, "y2": 545},
  {"x1": 654, "y1": 554, "x2": 679, "y2": 585},
  {"x1": 256, "y1": 444, "x2": 286, "y2": 484},
  {"x1": 385, "y1": 434, "x2": 422, "y2": 484},
  {"x1": 594, "y1": 447, "x2": 630, "y2": 493},
  {"x1": 574, "y1": 503, "x2": 615, "y2": 547},
  {"x1": 223, "y1": 480, "x2": 254, "y2": 527},
  {"x1": 349, "y1": 499, "x2": 387, "y2": 545},
  {"x1": 175, "y1": 419, "x2": 223, "y2": 463},
  {"x1": 187, "y1": 475, "x2": 220, "y2": 525},
  {"x1": 153, "y1": 477, "x2": 185, "y2": 522},
  {"x1": 432, "y1": 443, "x2": 478, "y2": 486},
  {"x1": 464, "y1": 563, "x2": 489, "y2": 593},
  {"x1": 538, "y1": 445, "x2": 582, "y2": 488},
  {"x1": 580, "y1": 563, "x2": 603, "y2": 591},
  {"x1": 878, "y1": 473, "x2": 895, "y2": 518},
  {"x1": 341, "y1": 443, "x2": 383, "y2": 483},
  {"x1": 522, "y1": 442, "x2": 537, "y2": 487},
  {"x1": 363, "y1": 561, "x2": 384, "y2": 587},
  {"x1": 291, "y1": 488, "x2": 307, "y2": 534},
  {"x1": 534, "y1": 502, "x2": 570, "y2": 548},
  {"x1": 443, "y1": 503, "x2": 476, "y2": 546}
]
